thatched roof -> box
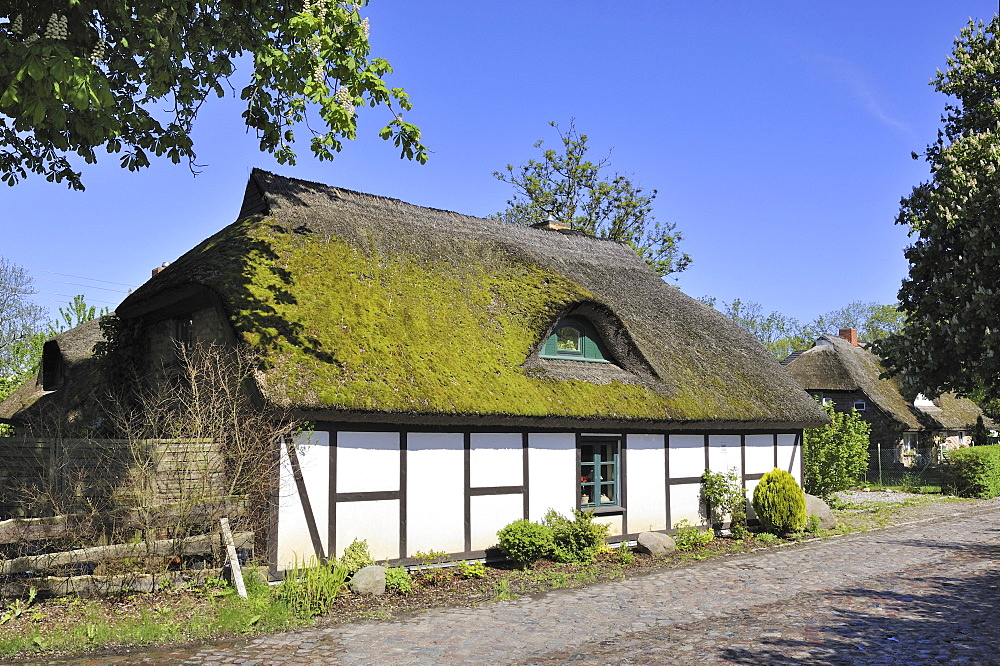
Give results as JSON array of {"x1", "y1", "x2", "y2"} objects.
[
  {"x1": 783, "y1": 334, "x2": 991, "y2": 431},
  {"x1": 74, "y1": 170, "x2": 824, "y2": 430},
  {"x1": 0, "y1": 318, "x2": 106, "y2": 428}
]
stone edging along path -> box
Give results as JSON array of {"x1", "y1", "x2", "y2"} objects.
[{"x1": 43, "y1": 495, "x2": 1000, "y2": 665}]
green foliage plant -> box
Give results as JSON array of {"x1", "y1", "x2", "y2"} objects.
[
  {"x1": 411, "y1": 550, "x2": 448, "y2": 567},
  {"x1": 672, "y1": 520, "x2": 714, "y2": 551},
  {"x1": 273, "y1": 557, "x2": 348, "y2": 619},
  {"x1": 804, "y1": 514, "x2": 822, "y2": 535},
  {"x1": 700, "y1": 467, "x2": 747, "y2": 535},
  {"x1": 754, "y1": 532, "x2": 779, "y2": 546},
  {"x1": 614, "y1": 545, "x2": 635, "y2": 565},
  {"x1": 492, "y1": 120, "x2": 690, "y2": 277},
  {"x1": 803, "y1": 403, "x2": 871, "y2": 499},
  {"x1": 752, "y1": 469, "x2": 807, "y2": 535},
  {"x1": 942, "y1": 444, "x2": 1000, "y2": 498},
  {"x1": 383, "y1": 567, "x2": 413, "y2": 594},
  {"x1": 339, "y1": 538, "x2": 375, "y2": 578},
  {"x1": 0, "y1": 1, "x2": 427, "y2": 191},
  {"x1": 542, "y1": 509, "x2": 609, "y2": 565},
  {"x1": 496, "y1": 519, "x2": 554, "y2": 568},
  {"x1": 456, "y1": 560, "x2": 487, "y2": 579}
]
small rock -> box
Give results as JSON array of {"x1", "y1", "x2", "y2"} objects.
[
  {"x1": 636, "y1": 531, "x2": 676, "y2": 556},
  {"x1": 349, "y1": 565, "x2": 387, "y2": 595},
  {"x1": 805, "y1": 493, "x2": 837, "y2": 529}
]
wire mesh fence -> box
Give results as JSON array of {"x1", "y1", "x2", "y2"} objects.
[{"x1": 864, "y1": 443, "x2": 944, "y2": 489}]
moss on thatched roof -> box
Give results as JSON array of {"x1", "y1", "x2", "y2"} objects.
[
  {"x1": 114, "y1": 169, "x2": 825, "y2": 429},
  {"x1": 784, "y1": 334, "x2": 992, "y2": 431}
]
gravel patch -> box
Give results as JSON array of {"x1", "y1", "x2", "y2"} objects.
[{"x1": 833, "y1": 489, "x2": 938, "y2": 505}]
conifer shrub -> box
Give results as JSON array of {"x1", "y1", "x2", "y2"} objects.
[
  {"x1": 542, "y1": 509, "x2": 609, "y2": 564},
  {"x1": 942, "y1": 444, "x2": 1000, "y2": 498},
  {"x1": 497, "y1": 519, "x2": 554, "y2": 567},
  {"x1": 752, "y1": 469, "x2": 806, "y2": 534}
]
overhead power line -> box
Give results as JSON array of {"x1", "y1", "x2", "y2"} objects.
[{"x1": 27, "y1": 268, "x2": 138, "y2": 289}]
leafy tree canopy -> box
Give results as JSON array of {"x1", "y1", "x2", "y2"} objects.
[
  {"x1": 492, "y1": 120, "x2": 690, "y2": 278},
  {"x1": 698, "y1": 297, "x2": 904, "y2": 359},
  {"x1": 873, "y1": 17, "x2": 1000, "y2": 401},
  {"x1": 1, "y1": 1, "x2": 426, "y2": 190},
  {"x1": 803, "y1": 402, "x2": 870, "y2": 500}
]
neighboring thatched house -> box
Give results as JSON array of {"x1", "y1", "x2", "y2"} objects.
[
  {"x1": 0, "y1": 318, "x2": 106, "y2": 431},
  {"x1": 782, "y1": 329, "x2": 992, "y2": 463},
  {"x1": 1, "y1": 169, "x2": 827, "y2": 573}
]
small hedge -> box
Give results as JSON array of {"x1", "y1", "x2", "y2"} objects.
[
  {"x1": 752, "y1": 468, "x2": 806, "y2": 534},
  {"x1": 943, "y1": 445, "x2": 1000, "y2": 498}
]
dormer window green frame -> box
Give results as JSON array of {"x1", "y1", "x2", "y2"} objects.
[{"x1": 541, "y1": 318, "x2": 610, "y2": 363}]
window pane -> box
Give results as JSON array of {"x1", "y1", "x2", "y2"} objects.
[
  {"x1": 600, "y1": 483, "x2": 616, "y2": 504},
  {"x1": 557, "y1": 326, "x2": 581, "y2": 351},
  {"x1": 581, "y1": 486, "x2": 595, "y2": 505},
  {"x1": 580, "y1": 444, "x2": 596, "y2": 463}
]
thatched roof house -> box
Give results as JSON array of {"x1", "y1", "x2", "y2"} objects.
[
  {"x1": 0, "y1": 318, "x2": 106, "y2": 429},
  {"x1": 2, "y1": 170, "x2": 827, "y2": 569},
  {"x1": 782, "y1": 330, "x2": 991, "y2": 450},
  {"x1": 99, "y1": 169, "x2": 824, "y2": 430}
]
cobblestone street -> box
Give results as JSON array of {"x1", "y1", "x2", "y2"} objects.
[{"x1": 46, "y1": 500, "x2": 1000, "y2": 665}]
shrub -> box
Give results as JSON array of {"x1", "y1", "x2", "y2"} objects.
[
  {"x1": 701, "y1": 467, "x2": 747, "y2": 534},
  {"x1": 614, "y1": 545, "x2": 635, "y2": 565},
  {"x1": 497, "y1": 519, "x2": 554, "y2": 567},
  {"x1": 752, "y1": 468, "x2": 806, "y2": 534},
  {"x1": 754, "y1": 532, "x2": 778, "y2": 545},
  {"x1": 274, "y1": 557, "x2": 348, "y2": 618},
  {"x1": 384, "y1": 566, "x2": 413, "y2": 594},
  {"x1": 456, "y1": 560, "x2": 487, "y2": 579},
  {"x1": 542, "y1": 509, "x2": 609, "y2": 564},
  {"x1": 672, "y1": 520, "x2": 714, "y2": 550},
  {"x1": 803, "y1": 403, "x2": 871, "y2": 499},
  {"x1": 340, "y1": 538, "x2": 375, "y2": 578},
  {"x1": 943, "y1": 444, "x2": 1000, "y2": 498}
]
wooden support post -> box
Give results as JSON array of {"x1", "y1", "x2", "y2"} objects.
[{"x1": 219, "y1": 517, "x2": 247, "y2": 599}]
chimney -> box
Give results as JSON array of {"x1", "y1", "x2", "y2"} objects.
[
  {"x1": 151, "y1": 261, "x2": 170, "y2": 278},
  {"x1": 839, "y1": 328, "x2": 859, "y2": 346},
  {"x1": 531, "y1": 214, "x2": 570, "y2": 232}
]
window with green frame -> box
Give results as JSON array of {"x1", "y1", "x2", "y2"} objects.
[
  {"x1": 541, "y1": 318, "x2": 610, "y2": 363},
  {"x1": 580, "y1": 439, "x2": 620, "y2": 508}
]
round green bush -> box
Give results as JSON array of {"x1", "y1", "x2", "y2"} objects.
[
  {"x1": 497, "y1": 519, "x2": 554, "y2": 566},
  {"x1": 752, "y1": 468, "x2": 806, "y2": 534}
]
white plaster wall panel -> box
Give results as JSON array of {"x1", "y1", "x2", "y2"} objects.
[
  {"x1": 470, "y1": 494, "x2": 523, "y2": 551},
  {"x1": 527, "y1": 433, "x2": 576, "y2": 521},
  {"x1": 594, "y1": 514, "x2": 623, "y2": 537},
  {"x1": 776, "y1": 434, "x2": 799, "y2": 482},
  {"x1": 469, "y1": 433, "x2": 522, "y2": 488},
  {"x1": 406, "y1": 432, "x2": 464, "y2": 555},
  {"x1": 336, "y1": 431, "x2": 399, "y2": 493},
  {"x1": 336, "y1": 500, "x2": 400, "y2": 561},
  {"x1": 625, "y1": 434, "x2": 667, "y2": 532},
  {"x1": 277, "y1": 431, "x2": 330, "y2": 571},
  {"x1": 669, "y1": 482, "x2": 703, "y2": 527},
  {"x1": 668, "y1": 435, "x2": 705, "y2": 479},
  {"x1": 708, "y1": 435, "x2": 742, "y2": 476},
  {"x1": 744, "y1": 434, "x2": 775, "y2": 476}
]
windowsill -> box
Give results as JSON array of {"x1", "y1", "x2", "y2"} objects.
[
  {"x1": 540, "y1": 354, "x2": 611, "y2": 364},
  {"x1": 581, "y1": 505, "x2": 624, "y2": 515}
]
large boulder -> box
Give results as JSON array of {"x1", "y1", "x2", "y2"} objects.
[
  {"x1": 805, "y1": 494, "x2": 837, "y2": 530},
  {"x1": 637, "y1": 531, "x2": 676, "y2": 557},
  {"x1": 349, "y1": 565, "x2": 387, "y2": 595}
]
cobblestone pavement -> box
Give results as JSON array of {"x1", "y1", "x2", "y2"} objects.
[{"x1": 46, "y1": 500, "x2": 1000, "y2": 665}]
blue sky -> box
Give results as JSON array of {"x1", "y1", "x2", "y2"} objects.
[{"x1": 3, "y1": 1, "x2": 998, "y2": 323}]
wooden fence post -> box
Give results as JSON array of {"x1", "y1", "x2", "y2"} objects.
[{"x1": 219, "y1": 517, "x2": 248, "y2": 599}]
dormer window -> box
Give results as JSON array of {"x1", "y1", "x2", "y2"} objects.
[{"x1": 541, "y1": 318, "x2": 609, "y2": 363}]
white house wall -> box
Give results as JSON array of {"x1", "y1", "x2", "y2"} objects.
[
  {"x1": 625, "y1": 435, "x2": 666, "y2": 533},
  {"x1": 271, "y1": 429, "x2": 803, "y2": 574}
]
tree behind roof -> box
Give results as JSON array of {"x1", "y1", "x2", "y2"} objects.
[{"x1": 492, "y1": 120, "x2": 691, "y2": 278}]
